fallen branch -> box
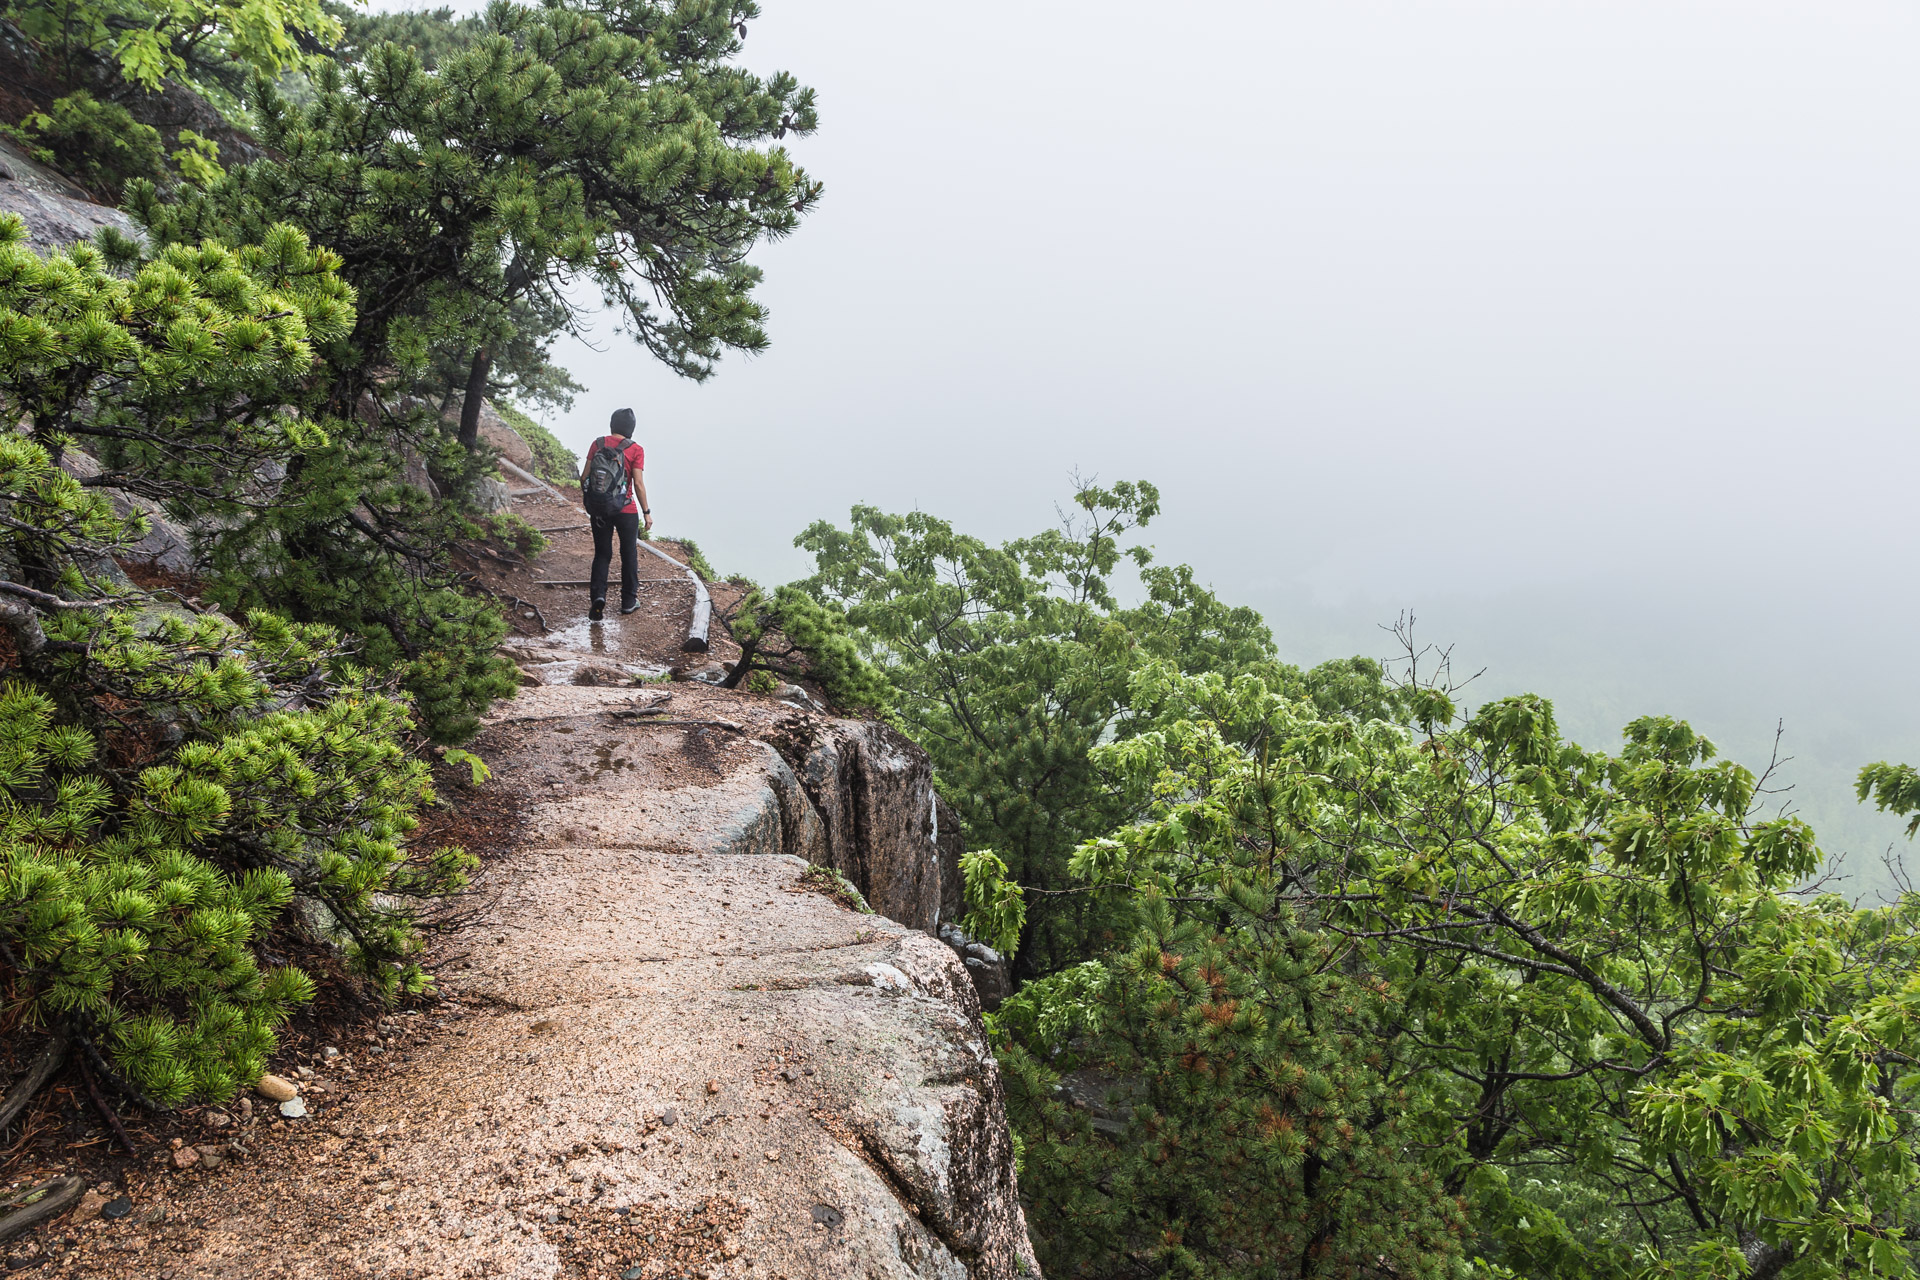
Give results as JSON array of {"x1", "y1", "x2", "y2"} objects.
[
  {"x1": 639, "y1": 541, "x2": 711, "y2": 653},
  {"x1": 509, "y1": 596, "x2": 549, "y2": 632},
  {"x1": 0, "y1": 580, "x2": 118, "y2": 611},
  {"x1": 603, "y1": 714, "x2": 746, "y2": 733},
  {"x1": 496, "y1": 457, "x2": 566, "y2": 502},
  {"x1": 76, "y1": 1054, "x2": 136, "y2": 1156},
  {"x1": 0, "y1": 1026, "x2": 71, "y2": 1137},
  {"x1": 0, "y1": 1177, "x2": 84, "y2": 1246}
]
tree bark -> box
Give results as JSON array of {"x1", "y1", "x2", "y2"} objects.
[
  {"x1": 458, "y1": 347, "x2": 492, "y2": 449},
  {"x1": 0, "y1": 1026, "x2": 70, "y2": 1136},
  {"x1": 0, "y1": 1177, "x2": 83, "y2": 1246},
  {"x1": 0, "y1": 596, "x2": 48, "y2": 658}
]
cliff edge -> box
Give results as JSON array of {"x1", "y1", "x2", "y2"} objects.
[{"x1": 67, "y1": 500, "x2": 1037, "y2": 1280}]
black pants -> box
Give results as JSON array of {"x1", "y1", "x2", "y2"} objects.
[{"x1": 590, "y1": 511, "x2": 639, "y2": 607}]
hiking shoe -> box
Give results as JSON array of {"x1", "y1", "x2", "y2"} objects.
[
  {"x1": 588, "y1": 599, "x2": 605, "y2": 622},
  {"x1": 619, "y1": 600, "x2": 640, "y2": 616}
]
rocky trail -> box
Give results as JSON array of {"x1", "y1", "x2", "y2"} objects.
[{"x1": 16, "y1": 488, "x2": 1037, "y2": 1279}]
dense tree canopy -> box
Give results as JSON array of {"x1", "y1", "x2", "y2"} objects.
[
  {"x1": 4, "y1": 0, "x2": 338, "y2": 100},
  {"x1": 993, "y1": 654, "x2": 1920, "y2": 1279},
  {"x1": 797, "y1": 481, "x2": 1378, "y2": 976},
  {"x1": 0, "y1": 219, "x2": 468, "y2": 1108},
  {"x1": 140, "y1": 0, "x2": 820, "y2": 444}
]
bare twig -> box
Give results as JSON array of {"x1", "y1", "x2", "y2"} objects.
[
  {"x1": 76, "y1": 1053, "x2": 136, "y2": 1156},
  {"x1": 0, "y1": 1026, "x2": 70, "y2": 1137}
]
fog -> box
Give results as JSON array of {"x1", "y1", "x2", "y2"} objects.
[{"x1": 498, "y1": 2, "x2": 1920, "y2": 883}]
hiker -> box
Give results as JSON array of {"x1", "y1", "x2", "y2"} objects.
[{"x1": 579, "y1": 407, "x2": 652, "y2": 621}]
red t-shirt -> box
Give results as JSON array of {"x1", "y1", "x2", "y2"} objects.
[{"x1": 595, "y1": 435, "x2": 644, "y2": 514}]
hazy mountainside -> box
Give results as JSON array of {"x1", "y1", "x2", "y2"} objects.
[{"x1": 1257, "y1": 574, "x2": 1920, "y2": 902}]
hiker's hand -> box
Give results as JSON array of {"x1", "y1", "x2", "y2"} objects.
[{"x1": 643, "y1": 510, "x2": 654, "y2": 532}]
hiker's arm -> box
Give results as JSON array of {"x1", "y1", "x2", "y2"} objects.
[{"x1": 635, "y1": 470, "x2": 652, "y2": 531}]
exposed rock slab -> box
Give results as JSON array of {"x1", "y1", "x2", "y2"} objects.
[
  {"x1": 123, "y1": 683, "x2": 1037, "y2": 1278},
  {"x1": 0, "y1": 139, "x2": 141, "y2": 256}
]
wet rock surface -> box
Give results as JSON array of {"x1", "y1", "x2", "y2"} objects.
[
  {"x1": 93, "y1": 682, "x2": 1038, "y2": 1279},
  {"x1": 38, "y1": 467, "x2": 1035, "y2": 1277},
  {"x1": 0, "y1": 139, "x2": 142, "y2": 256}
]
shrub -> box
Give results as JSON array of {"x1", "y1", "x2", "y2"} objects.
[
  {"x1": 494, "y1": 402, "x2": 578, "y2": 489},
  {"x1": 12, "y1": 92, "x2": 166, "y2": 201},
  {"x1": 2, "y1": 597, "x2": 471, "y2": 1105},
  {"x1": 716, "y1": 584, "x2": 891, "y2": 713}
]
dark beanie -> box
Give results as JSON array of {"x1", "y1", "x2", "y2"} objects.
[{"x1": 610, "y1": 407, "x2": 636, "y2": 437}]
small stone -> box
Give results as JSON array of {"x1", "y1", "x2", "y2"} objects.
[
  {"x1": 193, "y1": 1145, "x2": 227, "y2": 1170},
  {"x1": 100, "y1": 1196, "x2": 132, "y2": 1221},
  {"x1": 256, "y1": 1074, "x2": 298, "y2": 1103},
  {"x1": 374, "y1": 1180, "x2": 396, "y2": 1194},
  {"x1": 569, "y1": 1171, "x2": 588, "y2": 1183},
  {"x1": 801, "y1": 1067, "x2": 814, "y2": 1077},
  {"x1": 622, "y1": 1268, "x2": 644, "y2": 1280},
  {"x1": 764, "y1": 1150, "x2": 780, "y2": 1162},
  {"x1": 661, "y1": 1108, "x2": 677, "y2": 1127},
  {"x1": 323, "y1": 1047, "x2": 341, "y2": 1060},
  {"x1": 237, "y1": 1098, "x2": 253, "y2": 1120},
  {"x1": 69, "y1": 1192, "x2": 109, "y2": 1225},
  {"x1": 170, "y1": 1146, "x2": 200, "y2": 1170},
  {"x1": 530, "y1": 1020, "x2": 555, "y2": 1035},
  {"x1": 279, "y1": 1098, "x2": 308, "y2": 1119},
  {"x1": 295, "y1": 1066, "x2": 314, "y2": 1080},
  {"x1": 204, "y1": 1112, "x2": 231, "y2": 1130},
  {"x1": 705, "y1": 1080, "x2": 719, "y2": 1095}
]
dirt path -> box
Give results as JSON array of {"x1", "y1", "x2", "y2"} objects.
[{"x1": 46, "y1": 494, "x2": 1037, "y2": 1280}]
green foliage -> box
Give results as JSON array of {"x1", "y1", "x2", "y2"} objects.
[
  {"x1": 0, "y1": 215, "x2": 511, "y2": 742},
  {"x1": 998, "y1": 893, "x2": 1473, "y2": 1280},
  {"x1": 1858, "y1": 760, "x2": 1920, "y2": 840},
  {"x1": 0, "y1": 355, "x2": 467, "y2": 1106},
  {"x1": 494, "y1": 402, "x2": 578, "y2": 488},
  {"x1": 958, "y1": 848, "x2": 1025, "y2": 958},
  {"x1": 10, "y1": 0, "x2": 340, "y2": 103},
  {"x1": 442, "y1": 748, "x2": 491, "y2": 787},
  {"x1": 0, "y1": 594, "x2": 468, "y2": 1103},
  {"x1": 191, "y1": 452, "x2": 519, "y2": 742},
  {"x1": 797, "y1": 481, "x2": 1349, "y2": 976},
  {"x1": 486, "y1": 511, "x2": 547, "y2": 559},
  {"x1": 9, "y1": 92, "x2": 166, "y2": 200},
  {"x1": 0, "y1": 210, "x2": 348, "y2": 574},
  {"x1": 137, "y1": 0, "x2": 822, "y2": 429},
  {"x1": 170, "y1": 129, "x2": 225, "y2": 188},
  {"x1": 677, "y1": 538, "x2": 715, "y2": 577},
  {"x1": 324, "y1": 1, "x2": 484, "y2": 70},
  {"x1": 1006, "y1": 657, "x2": 1920, "y2": 1279},
  {"x1": 716, "y1": 583, "x2": 890, "y2": 712}
]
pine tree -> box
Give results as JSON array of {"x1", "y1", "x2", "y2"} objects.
[
  {"x1": 996, "y1": 654, "x2": 1920, "y2": 1279},
  {"x1": 136, "y1": 0, "x2": 821, "y2": 446},
  {"x1": 0, "y1": 217, "x2": 469, "y2": 1112},
  {"x1": 796, "y1": 481, "x2": 1358, "y2": 976},
  {"x1": 98, "y1": 0, "x2": 824, "y2": 736},
  {"x1": 715, "y1": 583, "x2": 890, "y2": 711}
]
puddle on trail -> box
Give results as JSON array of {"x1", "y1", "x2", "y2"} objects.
[{"x1": 590, "y1": 744, "x2": 635, "y2": 776}]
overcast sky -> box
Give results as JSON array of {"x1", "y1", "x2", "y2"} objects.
[{"x1": 433, "y1": 1, "x2": 1920, "y2": 871}]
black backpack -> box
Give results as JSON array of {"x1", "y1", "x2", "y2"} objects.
[{"x1": 582, "y1": 437, "x2": 630, "y2": 518}]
